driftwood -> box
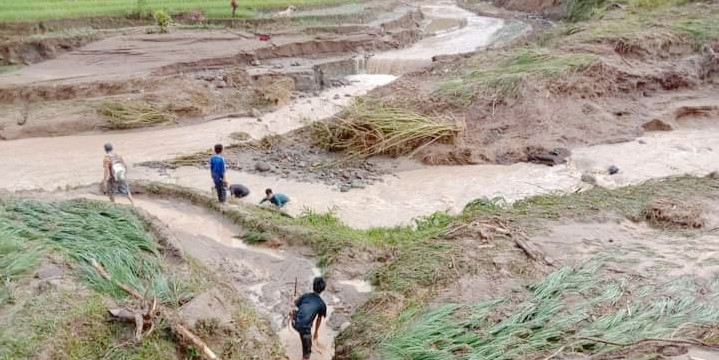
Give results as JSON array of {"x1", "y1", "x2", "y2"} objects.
[
  {"x1": 513, "y1": 235, "x2": 557, "y2": 267},
  {"x1": 542, "y1": 336, "x2": 719, "y2": 360},
  {"x1": 91, "y1": 259, "x2": 219, "y2": 360},
  {"x1": 445, "y1": 218, "x2": 557, "y2": 267}
]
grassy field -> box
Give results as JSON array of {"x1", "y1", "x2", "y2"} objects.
[{"x1": 0, "y1": 0, "x2": 356, "y2": 21}]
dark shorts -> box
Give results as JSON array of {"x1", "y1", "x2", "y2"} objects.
[
  {"x1": 107, "y1": 178, "x2": 130, "y2": 195},
  {"x1": 293, "y1": 323, "x2": 312, "y2": 359}
]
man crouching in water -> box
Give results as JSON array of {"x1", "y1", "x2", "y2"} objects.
[{"x1": 291, "y1": 277, "x2": 327, "y2": 360}]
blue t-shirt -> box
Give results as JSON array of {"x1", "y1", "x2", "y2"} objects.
[
  {"x1": 209, "y1": 154, "x2": 225, "y2": 180},
  {"x1": 271, "y1": 194, "x2": 289, "y2": 207}
]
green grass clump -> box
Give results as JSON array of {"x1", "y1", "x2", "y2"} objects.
[
  {"x1": 381, "y1": 261, "x2": 719, "y2": 360},
  {"x1": 0, "y1": 289, "x2": 177, "y2": 360},
  {"x1": 153, "y1": 9, "x2": 173, "y2": 33},
  {"x1": 674, "y1": 17, "x2": 719, "y2": 47},
  {"x1": 0, "y1": 0, "x2": 355, "y2": 21},
  {"x1": 0, "y1": 221, "x2": 44, "y2": 305},
  {"x1": 461, "y1": 176, "x2": 718, "y2": 229},
  {"x1": 435, "y1": 48, "x2": 596, "y2": 104},
  {"x1": 313, "y1": 99, "x2": 460, "y2": 160},
  {"x1": 0, "y1": 198, "x2": 190, "y2": 306},
  {"x1": 98, "y1": 99, "x2": 176, "y2": 130},
  {"x1": 0, "y1": 65, "x2": 21, "y2": 74},
  {"x1": 563, "y1": 0, "x2": 605, "y2": 22}
]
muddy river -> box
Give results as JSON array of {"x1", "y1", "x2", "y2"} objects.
[{"x1": 3, "y1": 1, "x2": 719, "y2": 358}]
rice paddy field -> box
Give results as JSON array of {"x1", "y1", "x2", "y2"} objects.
[{"x1": 0, "y1": 0, "x2": 357, "y2": 21}]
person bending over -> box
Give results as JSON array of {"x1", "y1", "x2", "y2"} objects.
[
  {"x1": 260, "y1": 188, "x2": 289, "y2": 208},
  {"x1": 291, "y1": 277, "x2": 327, "y2": 360}
]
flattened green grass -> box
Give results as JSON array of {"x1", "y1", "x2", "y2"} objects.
[
  {"x1": 0, "y1": 0, "x2": 356, "y2": 21},
  {"x1": 0, "y1": 198, "x2": 192, "y2": 306},
  {"x1": 435, "y1": 48, "x2": 596, "y2": 104},
  {"x1": 0, "y1": 222, "x2": 44, "y2": 305},
  {"x1": 382, "y1": 261, "x2": 719, "y2": 360}
]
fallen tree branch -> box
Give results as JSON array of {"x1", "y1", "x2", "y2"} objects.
[
  {"x1": 543, "y1": 336, "x2": 719, "y2": 360},
  {"x1": 91, "y1": 259, "x2": 219, "y2": 360},
  {"x1": 577, "y1": 336, "x2": 715, "y2": 348},
  {"x1": 513, "y1": 236, "x2": 557, "y2": 267}
]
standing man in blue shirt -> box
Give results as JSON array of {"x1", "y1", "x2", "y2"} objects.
[{"x1": 209, "y1": 144, "x2": 228, "y2": 203}]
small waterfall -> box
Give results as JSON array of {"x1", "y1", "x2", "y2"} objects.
[{"x1": 352, "y1": 56, "x2": 367, "y2": 74}]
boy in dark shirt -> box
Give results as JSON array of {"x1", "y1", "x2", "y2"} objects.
[
  {"x1": 291, "y1": 277, "x2": 327, "y2": 360},
  {"x1": 209, "y1": 144, "x2": 227, "y2": 203},
  {"x1": 228, "y1": 184, "x2": 250, "y2": 199}
]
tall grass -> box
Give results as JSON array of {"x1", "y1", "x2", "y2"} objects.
[
  {"x1": 0, "y1": 0, "x2": 356, "y2": 21},
  {"x1": 381, "y1": 260, "x2": 719, "y2": 359},
  {"x1": 0, "y1": 198, "x2": 190, "y2": 306},
  {"x1": 435, "y1": 48, "x2": 596, "y2": 104}
]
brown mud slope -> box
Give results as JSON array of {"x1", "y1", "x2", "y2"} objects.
[
  {"x1": 366, "y1": 1, "x2": 719, "y2": 166},
  {"x1": 0, "y1": 2, "x2": 422, "y2": 140}
]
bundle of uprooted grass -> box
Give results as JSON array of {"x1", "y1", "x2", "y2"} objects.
[
  {"x1": 255, "y1": 76, "x2": 295, "y2": 106},
  {"x1": 98, "y1": 99, "x2": 177, "y2": 129},
  {"x1": 644, "y1": 197, "x2": 705, "y2": 228},
  {"x1": 381, "y1": 260, "x2": 719, "y2": 360},
  {"x1": 312, "y1": 99, "x2": 460, "y2": 160}
]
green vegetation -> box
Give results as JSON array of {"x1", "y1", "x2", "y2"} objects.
[
  {"x1": 674, "y1": 16, "x2": 719, "y2": 47},
  {"x1": 0, "y1": 65, "x2": 21, "y2": 74},
  {"x1": 313, "y1": 99, "x2": 460, "y2": 160},
  {"x1": 0, "y1": 197, "x2": 277, "y2": 359},
  {"x1": 0, "y1": 223, "x2": 44, "y2": 305},
  {"x1": 98, "y1": 99, "x2": 176, "y2": 130},
  {"x1": 382, "y1": 261, "x2": 719, "y2": 359},
  {"x1": 336, "y1": 175, "x2": 718, "y2": 359},
  {"x1": 0, "y1": 0, "x2": 356, "y2": 21},
  {"x1": 435, "y1": 48, "x2": 596, "y2": 104},
  {"x1": 0, "y1": 198, "x2": 192, "y2": 305},
  {"x1": 0, "y1": 291, "x2": 177, "y2": 360},
  {"x1": 153, "y1": 9, "x2": 173, "y2": 33},
  {"x1": 563, "y1": 0, "x2": 702, "y2": 22}
]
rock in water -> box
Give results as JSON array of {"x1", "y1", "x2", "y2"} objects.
[
  {"x1": 255, "y1": 162, "x2": 271, "y2": 172},
  {"x1": 608, "y1": 165, "x2": 619, "y2": 175},
  {"x1": 350, "y1": 179, "x2": 366, "y2": 189}
]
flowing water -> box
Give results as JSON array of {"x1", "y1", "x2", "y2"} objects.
[
  {"x1": 366, "y1": 1, "x2": 505, "y2": 75},
  {"x1": 4, "y1": 1, "x2": 719, "y2": 358}
]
